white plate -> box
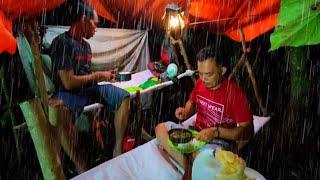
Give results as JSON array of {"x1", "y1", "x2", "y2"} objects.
[{"x1": 245, "y1": 167, "x2": 266, "y2": 180}]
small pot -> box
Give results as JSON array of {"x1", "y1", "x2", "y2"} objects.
[{"x1": 116, "y1": 72, "x2": 132, "y2": 82}]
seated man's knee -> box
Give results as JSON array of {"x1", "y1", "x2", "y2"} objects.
[
  {"x1": 155, "y1": 122, "x2": 168, "y2": 134},
  {"x1": 122, "y1": 97, "x2": 130, "y2": 105},
  {"x1": 117, "y1": 97, "x2": 130, "y2": 111}
]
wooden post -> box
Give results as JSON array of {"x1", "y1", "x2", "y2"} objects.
[
  {"x1": 169, "y1": 35, "x2": 192, "y2": 69},
  {"x1": 228, "y1": 29, "x2": 250, "y2": 80},
  {"x1": 229, "y1": 28, "x2": 267, "y2": 116},
  {"x1": 177, "y1": 38, "x2": 192, "y2": 70},
  {"x1": 245, "y1": 60, "x2": 267, "y2": 116},
  {"x1": 20, "y1": 98, "x2": 64, "y2": 180},
  {"x1": 169, "y1": 36, "x2": 195, "y2": 83},
  {"x1": 228, "y1": 52, "x2": 248, "y2": 79},
  {"x1": 134, "y1": 90, "x2": 142, "y2": 146}
]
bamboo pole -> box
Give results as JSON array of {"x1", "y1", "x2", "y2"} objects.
[
  {"x1": 229, "y1": 28, "x2": 250, "y2": 80},
  {"x1": 20, "y1": 98, "x2": 64, "y2": 180},
  {"x1": 167, "y1": 35, "x2": 181, "y2": 66},
  {"x1": 177, "y1": 39, "x2": 192, "y2": 70},
  {"x1": 228, "y1": 52, "x2": 247, "y2": 80},
  {"x1": 177, "y1": 38, "x2": 196, "y2": 84},
  {"x1": 169, "y1": 35, "x2": 192, "y2": 69},
  {"x1": 245, "y1": 60, "x2": 267, "y2": 116},
  {"x1": 12, "y1": 122, "x2": 27, "y2": 130},
  {"x1": 169, "y1": 36, "x2": 195, "y2": 83},
  {"x1": 229, "y1": 28, "x2": 267, "y2": 116}
]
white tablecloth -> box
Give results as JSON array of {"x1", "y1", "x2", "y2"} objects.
[
  {"x1": 98, "y1": 69, "x2": 194, "y2": 98},
  {"x1": 97, "y1": 70, "x2": 194, "y2": 109},
  {"x1": 98, "y1": 70, "x2": 154, "y2": 91}
]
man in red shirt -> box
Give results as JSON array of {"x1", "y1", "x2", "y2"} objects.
[{"x1": 155, "y1": 46, "x2": 254, "y2": 168}]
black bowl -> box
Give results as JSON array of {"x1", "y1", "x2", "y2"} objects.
[
  {"x1": 168, "y1": 128, "x2": 193, "y2": 144},
  {"x1": 116, "y1": 72, "x2": 132, "y2": 82}
]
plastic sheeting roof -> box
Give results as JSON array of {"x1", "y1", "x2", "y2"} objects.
[{"x1": 0, "y1": 0, "x2": 279, "y2": 54}]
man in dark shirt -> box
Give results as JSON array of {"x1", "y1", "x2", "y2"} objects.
[{"x1": 51, "y1": 2, "x2": 129, "y2": 157}]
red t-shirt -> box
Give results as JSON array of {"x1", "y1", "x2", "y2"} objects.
[{"x1": 189, "y1": 77, "x2": 253, "y2": 131}]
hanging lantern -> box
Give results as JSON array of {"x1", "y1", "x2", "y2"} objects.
[{"x1": 163, "y1": 3, "x2": 185, "y2": 40}]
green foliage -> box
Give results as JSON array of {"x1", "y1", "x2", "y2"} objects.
[
  {"x1": 16, "y1": 35, "x2": 55, "y2": 96},
  {"x1": 270, "y1": 0, "x2": 320, "y2": 50},
  {"x1": 0, "y1": 110, "x2": 11, "y2": 128},
  {"x1": 0, "y1": 68, "x2": 10, "y2": 128}
]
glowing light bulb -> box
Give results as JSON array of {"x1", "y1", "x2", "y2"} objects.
[{"x1": 169, "y1": 16, "x2": 180, "y2": 29}]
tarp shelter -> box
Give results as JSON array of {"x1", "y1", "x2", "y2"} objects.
[{"x1": 1, "y1": 0, "x2": 280, "y2": 55}]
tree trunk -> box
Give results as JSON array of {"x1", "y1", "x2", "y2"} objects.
[
  {"x1": 285, "y1": 47, "x2": 310, "y2": 149},
  {"x1": 289, "y1": 47, "x2": 310, "y2": 104}
]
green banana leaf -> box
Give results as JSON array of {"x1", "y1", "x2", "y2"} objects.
[
  {"x1": 17, "y1": 34, "x2": 38, "y2": 94},
  {"x1": 270, "y1": 0, "x2": 320, "y2": 50},
  {"x1": 16, "y1": 34, "x2": 55, "y2": 95}
]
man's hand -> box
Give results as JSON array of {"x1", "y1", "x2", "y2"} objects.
[
  {"x1": 195, "y1": 127, "x2": 218, "y2": 142},
  {"x1": 94, "y1": 71, "x2": 116, "y2": 82},
  {"x1": 109, "y1": 69, "x2": 118, "y2": 82},
  {"x1": 175, "y1": 107, "x2": 186, "y2": 120}
]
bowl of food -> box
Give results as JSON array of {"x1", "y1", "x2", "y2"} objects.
[
  {"x1": 168, "y1": 128, "x2": 193, "y2": 145},
  {"x1": 168, "y1": 128, "x2": 206, "y2": 153}
]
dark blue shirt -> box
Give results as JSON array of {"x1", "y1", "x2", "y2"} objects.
[{"x1": 51, "y1": 32, "x2": 92, "y2": 91}]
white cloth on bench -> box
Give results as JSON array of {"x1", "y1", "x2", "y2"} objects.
[
  {"x1": 72, "y1": 114, "x2": 269, "y2": 180},
  {"x1": 72, "y1": 139, "x2": 182, "y2": 180}
]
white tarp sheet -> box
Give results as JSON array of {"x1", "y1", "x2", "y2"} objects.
[
  {"x1": 72, "y1": 139, "x2": 182, "y2": 180},
  {"x1": 43, "y1": 26, "x2": 149, "y2": 72},
  {"x1": 72, "y1": 115, "x2": 268, "y2": 180}
]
